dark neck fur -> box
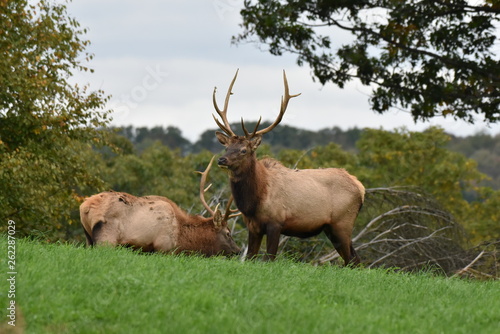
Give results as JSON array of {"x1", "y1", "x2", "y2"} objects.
[{"x1": 230, "y1": 157, "x2": 266, "y2": 217}]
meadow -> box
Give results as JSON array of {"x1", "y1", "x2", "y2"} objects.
[{"x1": 1, "y1": 238, "x2": 499, "y2": 334}]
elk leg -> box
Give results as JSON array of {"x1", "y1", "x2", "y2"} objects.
[
  {"x1": 92, "y1": 221, "x2": 119, "y2": 247},
  {"x1": 264, "y1": 224, "x2": 281, "y2": 261},
  {"x1": 83, "y1": 227, "x2": 94, "y2": 246},
  {"x1": 349, "y1": 244, "x2": 361, "y2": 266},
  {"x1": 324, "y1": 227, "x2": 358, "y2": 266},
  {"x1": 247, "y1": 230, "x2": 264, "y2": 260}
]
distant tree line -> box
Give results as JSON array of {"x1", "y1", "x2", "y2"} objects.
[{"x1": 115, "y1": 123, "x2": 363, "y2": 154}]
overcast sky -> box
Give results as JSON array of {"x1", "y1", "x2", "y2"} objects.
[{"x1": 65, "y1": 0, "x2": 500, "y2": 142}]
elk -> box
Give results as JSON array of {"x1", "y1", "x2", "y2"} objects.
[
  {"x1": 79, "y1": 157, "x2": 241, "y2": 257},
  {"x1": 212, "y1": 70, "x2": 365, "y2": 265}
]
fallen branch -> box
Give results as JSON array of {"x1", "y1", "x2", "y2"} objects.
[{"x1": 453, "y1": 250, "x2": 486, "y2": 278}]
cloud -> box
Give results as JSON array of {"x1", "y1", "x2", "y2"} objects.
[{"x1": 64, "y1": 0, "x2": 500, "y2": 142}]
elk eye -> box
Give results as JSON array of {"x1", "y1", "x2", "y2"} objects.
[{"x1": 241, "y1": 148, "x2": 247, "y2": 154}]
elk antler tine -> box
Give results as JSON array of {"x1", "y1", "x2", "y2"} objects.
[
  {"x1": 213, "y1": 114, "x2": 233, "y2": 136},
  {"x1": 223, "y1": 69, "x2": 239, "y2": 114},
  {"x1": 228, "y1": 212, "x2": 243, "y2": 219},
  {"x1": 212, "y1": 87, "x2": 222, "y2": 114},
  {"x1": 281, "y1": 70, "x2": 301, "y2": 113},
  {"x1": 223, "y1": 196, "x2": 233, "y2": 222},
  {"x1": 198, "y1": 155, "x2": 216, "y2": 216},
  {"x1": 254, "y1": 70, "x2": 301, "y2": 137},
  {"x1": 251, "y1": 117, "x2": 262, "y2": 137},
  {"x1": 283, "y1": 70, "x2": 289, "y2": 95},
  {"x1": 242, "y1": 116, "x2": 263, "y2": 139},
  {"x1": 212, "y1": 69, "x2": 239, "y2": 137},
  {"x1": 241, "y1": 117, "x2": 250, "y2": 137},
  {"x1": 282, "y1": 70, "x2": 301, "y2": 98},
  {"x1": 224, "y1": 195, "x2": 242, "y2": 220}
]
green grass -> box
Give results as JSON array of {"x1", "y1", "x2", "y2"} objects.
[{"x1": 1, "y1": 238, "x2": 499, "y2": 333}]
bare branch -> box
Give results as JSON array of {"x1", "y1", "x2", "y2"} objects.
[{"x1": 368, "y1": 226, "x2": 453, "y2": 268}]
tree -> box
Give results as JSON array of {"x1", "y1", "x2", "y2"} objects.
[
  {"x1": 0, "y1": 1, "x2": 111, "y2": 237},
  {"x1": 133, "y1": 126, "x2": 191, "y2": 154},
  {"x1": 356, "y1": 127, "x2": 485, "y2": 218},
  {"x1": 236, "y1": 0, "x2": 500, "y2": 123}
]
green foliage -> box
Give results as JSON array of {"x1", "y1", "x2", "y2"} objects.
[
  {"x1": 466, "y1": 187, "x2": 500, "y2": 241},
  {"x1": 103, "y1": 143, "x2": 230, "y2": 214},
  {"x1": 448, "y1": 132, "x2": 500, "y2": 190},
  {"x1": 3, "y1": 238, "x2": 499, "y2": 333},
  {"x1": 236, "y1": 0, "x2": 500, "y2": 123},
  {"x1": 277, "y1": 142, "x2": 359, "y2": 170},
  {"x1": 357, "y1": 127, "x2": 485, "y2": 212},
  {"x1": 0, "y1": 1, "x2": 111, "y2": 237},
  {"x1": 354, "y1": 127, "x2": 500, "y2": 242}
]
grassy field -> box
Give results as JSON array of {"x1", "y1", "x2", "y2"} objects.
[{"x1": 1, "y1": 238, "x2": 499, "y2": 334}]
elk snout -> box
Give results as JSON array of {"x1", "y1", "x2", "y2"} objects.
[{"x1": 218, "y1": 156, "x2": 229, "y2": 168}]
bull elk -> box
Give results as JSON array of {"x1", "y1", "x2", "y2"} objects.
[
  {"x1": 79, "y1": 157, "x2": 241, "y2": 257},
  {"x1": 212, "y1": 70, "x2": 364, "y2": 265}
]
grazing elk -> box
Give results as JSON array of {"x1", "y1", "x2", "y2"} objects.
[
  {"x1": 79, "y1": 157, "x2": 241, "y2": 257},
  {"x1": 212, "y1": 70, "x2": 364, "y2": 265}
]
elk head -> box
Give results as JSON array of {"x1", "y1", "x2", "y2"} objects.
[{"x1": 213, "y1": 70, "x2": 300, "y2": 173}]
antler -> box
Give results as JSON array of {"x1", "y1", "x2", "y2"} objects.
[
  {"x1": 212, "y1": 69, "x2": 239, "y2": 137},
  {"x1": 223, "y1": 195, "x2": 242, "y2": 220},
  {"x1": 242, "y1": 70, "x2": 301, "y2": 138},
  {"x1": 197, "y1": 156, "x2": 242, "y2": 219},
  {"x1": 196, "y1": 155, "x2": 216, "y2": 216}
]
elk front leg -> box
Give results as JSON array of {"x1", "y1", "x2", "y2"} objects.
[
  {"x1": 264, "y1": 224, "x2": 281, "y2": 261},
  {"x1": 83, "y1": 227, "x2": 94, "y2": 246}
]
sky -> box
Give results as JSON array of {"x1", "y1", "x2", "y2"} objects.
[{"x1": 65, "y1": 0, "x2": 500, "y2": 142}]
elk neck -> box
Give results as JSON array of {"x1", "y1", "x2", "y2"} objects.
[
  {"x1": 177, "y1": 216, "x2": 217, "y2": 254},
  {"x1": 228, "y1": 155, "x2": 268, "y2": 217}
]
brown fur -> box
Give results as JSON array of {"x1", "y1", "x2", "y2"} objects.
[
  {"x1": 217, "y1": 134, "x2": 364, "y2": 265},
  {"x1": 79, "y1": 191, "x2": 240, "y2": 256},
  {"x1": 176, "y1": 219, "x2": 234, "y2": 256}
]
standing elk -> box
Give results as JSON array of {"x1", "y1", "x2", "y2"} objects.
[
  {"x1": 212, "y1": 70, "x2": 365, "y2": 265},
  {"x1": 79, "y1": 157, "x2": 241, "y2": 257}
]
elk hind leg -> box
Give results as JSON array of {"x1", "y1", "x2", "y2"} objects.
[
  {"x1": 247, "y1": 230, "x2": 264, "y2": 260},
  {"x1": 324, "y1": 225, "x2": 360, "y2": 267},
  {"x1": 264, "y1": 224, "x2": 281, "y2": 261}
]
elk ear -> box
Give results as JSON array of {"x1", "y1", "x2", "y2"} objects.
[
  {"x1": 213, "y1": 209, "x2": 224, "y2": 230},
  {"x1": 249, "y1": 135, "x2": 262, "y2": 151},
  {"x1": 215, "y1": 131, "x2": 230, "y2": 147}
]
